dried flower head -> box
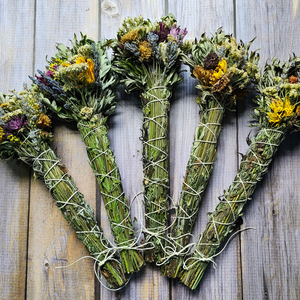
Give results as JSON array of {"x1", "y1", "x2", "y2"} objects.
[
  {"x1": 212, "y1": 74, "x2": 231, "y2": 93},
  {"x1": 193, "y1": 65, "x2": 213, "y2": 86},
  {"x1": 268, "y1": 98, "x2": 295, "y2": 126},
  {"x1": 36, "y1": 114, "x2": 51, "y2": 129},
  {"x1": 79, "y1": 106, "x2": 94, "y2": 120},
  {"x1": 203, "y1": 52, "x2": 219, "y2": 70},
  {"x1": 288, "y1": 75, "x2": 298, "y2": 84},
  {"x1": 3, "y1": 115, "x2": 28, "y2": 136},
  {"x1": 210, "y1": 59, "x2": 227, "y2": 85},
  {"x1": 152, "y1": 22, "x2": 170, "y2": 42},
  {"x1": 120, "y1": 30, "x2": 139, "y2": 45},
  {"x1": 296, "y1": 105, "x2": 300, "y2": 116},
  {"x1": 139, "y1": 41, "x2": 152, "y2": 61},
  {"x1": 0, "y1": 127, "x2": 4, "y2": 142}
]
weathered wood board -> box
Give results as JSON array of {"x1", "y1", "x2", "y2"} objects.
[{"x1": 1, "y1": 1, "x2": 300, "y2": 299}]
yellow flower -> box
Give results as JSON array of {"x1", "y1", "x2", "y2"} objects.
[
  {"x1": 76, "y1": 56, "x2": 95, "y2": 84},
  {"x1": 210, "y1": 59, "x2": 227, "y2": 84},
  {"x1": 139, "y1": 41, "x2": 151, "y2": 61},
  {"x1": 7, "y1": 135, "x2": 20, "y2": 143},
  {"x1": 120, "y1": 30, "x2": 139, "y2": 45},
  {"x1": 62, "y1": 62, "x2": 71, "y2": 67},
  {"x1": 76, "y1": 56, "x2": 86, "y2": 64},
  {"x1": 296, "y1": 105, "x2": 300, "y2": 116},
  {"x1": 193, "y1": 65, "x2": 213, "y2": 86},
  {"x1": 37, "y1": 114, "x2": 52, "y2": 129},
  {"x1": 268, "y1": 97, "x2": 295, "y2": 126},
  {"x1": 0, "y1": 127, "x2": 4, "y2": 143},
  {"x1": 0, "y1": 103, "x2": 7, "y2": 109},
  {"x1": 85, "y1": 59, "x2": 95, "y2": 84}
]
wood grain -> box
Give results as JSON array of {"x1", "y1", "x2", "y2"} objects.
[
  {"x1": 101, "y1": 1, "x2": 171, "y2": 299},
  {"x1": 26, "y1": 1, "x2": 100, "y2": 299},
  {"x1": 236, "y1": 1, "x2": 300, "y2": 299},
  {"x1": 26, "y1": 121, "x2": 97, "y2": 300},
  {"x1": 0, "y1": 1, "x2": 34, "y2": 299},
  {"x1": 1, "y1": 0, "x2": 300, "y2": 299},
  {"x1": 169, "y1": 1, "x2": 243, "y2": 299}
]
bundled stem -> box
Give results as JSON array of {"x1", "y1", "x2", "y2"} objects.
[
  {"x1": 141, "y1": 83, "x2": 170, "y2": 263},
  {"x1": 29, "y1": 34, "x2": 145, "y2": 274},
  {"x1": 162, "y1": 94, "x2": 226, "y2": 277},
  {"x1": 29, "y1": 143, "x2": 128, "y2": 288},
  {"x1": 77, "y1": 117, "x2": 145, "y2": 273},
  {"x1": 111, "y1": 14, "x2": 189, "y2": 263},
  {"x1": 179, "y1": 127, "x2": 287, "y2": 289}
]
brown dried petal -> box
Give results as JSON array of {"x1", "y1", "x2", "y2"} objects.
[
  {"x1": 288, "y1": 75, "x2": 298, "y2": 84},
  {"x1": 212, "y1": 75, "x2": 230, "y2": 93},
  {"x1": 193, "y1": 65, "x2": 213, "y2": 86},
  {"x1": 37, "y1": 114, "x2": 52, "y2": 129},
  {"x1": 203, "y1": 52, "x2": 219, "y2": 70}
]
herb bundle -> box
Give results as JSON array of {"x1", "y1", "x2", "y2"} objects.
[
  {"x1": 30, "y1": 34, "x2": 144, "y2": 274},
  {"x1": 179, "y1": 56, "x2": 300, "y2": 289},
  {"x1": 162, "y1": 29, "x2": 260, "y2": 277},
  {"x1": 0, "y1": 88, "x2": 127, "y2": 288},
  {"x1": 112, "y1": 14, "x2": 190, "y2": 263}
]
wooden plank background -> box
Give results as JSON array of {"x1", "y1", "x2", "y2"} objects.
[{"x1": 0, "y1": 1, "x2": 300, "y2": 299}]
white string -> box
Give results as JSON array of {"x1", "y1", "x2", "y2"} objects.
[
  {"x1": 156, "y1": 97, "x2": 225, "y2": 264},
  {"x1": 182, "y1": 127, "x2": 285, "y2": 269},
  {"x1": 33, "y1": 147, "x2": 133, "y2": 290},
  {"x1": 141, "y1": 86, "x2": 172, "y2": 256},
  {"x1": 78, "y1": 121, "x2": 143, "y2": 253}
]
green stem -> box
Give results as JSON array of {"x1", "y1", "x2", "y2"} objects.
[
  {"x1": 27, "y1": 143, "x2": 127, "y2": 288},
  {"x1": 141, "y1": 81, "x2": 171, "y2": 263},
  {"x1": 77, "y1": 117, "x2": 144, "y2": 273},
  {"x1": 162, "y1": 94, "x2": 226, "y2": 277},
  {"x1": 179, "y1": 127, "x2": 287, "y2": 289}
]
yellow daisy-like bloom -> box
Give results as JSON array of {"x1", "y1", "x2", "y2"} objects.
[
  {"x1": 0, "y1": 103, "x2": 7, "y2": 109},
  {"x1": 210, "y1": 59, "x2": 227, "y2": 84},
  {"x1": 268, "y1": 98, "x2": 295, "y2": 126},
  {"x1": 0, "y1": 127, "x2": 4, "y2": 143},
  {"x1": 139, "y1": 41, "x2": 151, "y2": 61},
  {"x1": 120, "y1": 30, "x2": 139, "y2": 45}
]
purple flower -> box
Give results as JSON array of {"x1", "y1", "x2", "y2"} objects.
[
  {"x1": 170, "y1": 26, "x2": 180, "y2": 38},
  {"x1": 35, "y1": 74, "x2": 47, "y2": 85},
  {"x1": 46, "y1": 70, "x2": 54, "y2": 77},
  {"x1": 152, "y1": 22, "x2": 170, "y2": 43},
  {"x1": 35, "y1": 69, "x2": 55, "y2": 86},
  {"x1": 3, "y1": 116, "x2": 28, "y2": 136},
  {"x1": 180, "y1": 28, "x2": 188, "y2": 38},
  {"x1": 169, "y1": 26, "x2": 188, "y2": 43}
]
